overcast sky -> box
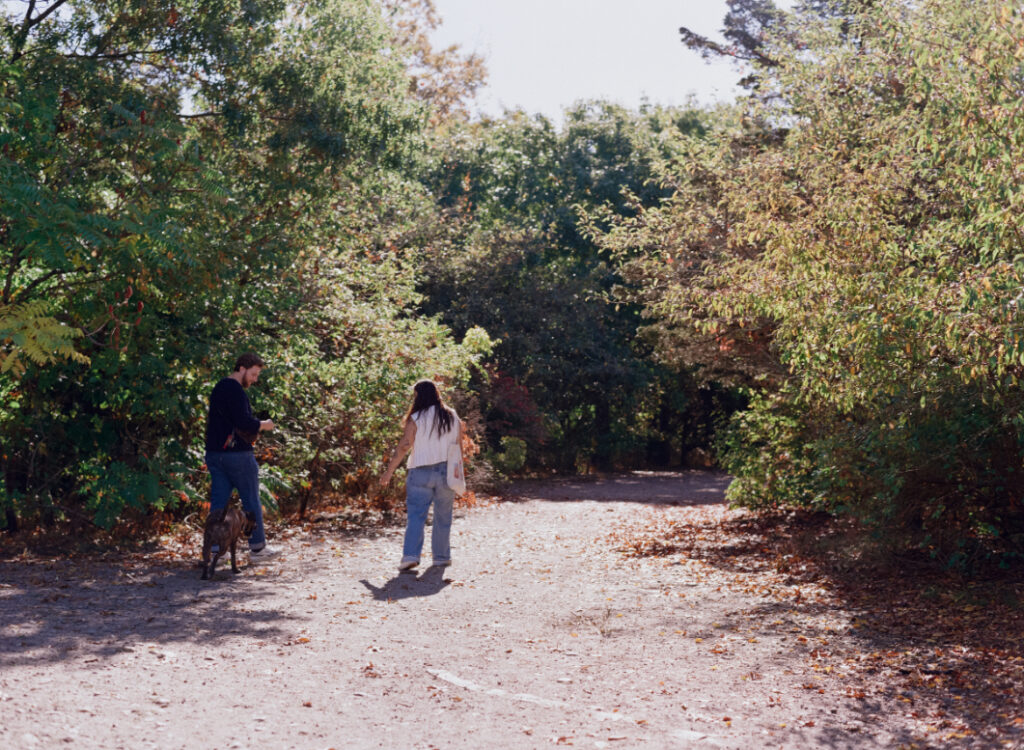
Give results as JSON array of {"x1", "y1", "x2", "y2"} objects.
[{"x1": 429, "y1": 0, "x2": 764, "y2": 124}]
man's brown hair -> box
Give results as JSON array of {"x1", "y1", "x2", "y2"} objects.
[{"x1": 234, "y1": 352, "x2": 265, "y2": 371}]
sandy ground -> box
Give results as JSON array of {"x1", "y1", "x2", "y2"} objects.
[{"x1": 0, "y1": 472, "x2": 929, "y2": 749}]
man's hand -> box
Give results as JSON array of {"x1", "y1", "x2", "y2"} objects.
[
  {"x1": 378, "y1": 471, "x2": 393, "y2": 488},
  {"x1": 260, "y1": 419, "x2": 275, "y2": 432}
]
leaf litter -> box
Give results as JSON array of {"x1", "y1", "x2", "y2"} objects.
[{"x1": 610, "y1": 502, "x2": 1024, "y2": 748}]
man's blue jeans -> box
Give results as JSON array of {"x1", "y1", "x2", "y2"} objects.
[
  {"x1": 206, "y1": 451, "x2": 266, "y2": 551},
  {"x1": 402, "y1": 461, "x2": 455, "y2": 564}
]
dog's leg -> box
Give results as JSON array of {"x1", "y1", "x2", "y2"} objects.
[
  {"x1": 230, "y1": 538, "x2": 240, "y2": 574},
  {"x1": 208, "y1": 545, "x2": 221, "y2": 579},
  {"x1": 201, "y1": 539, "x2": 212, "y2": 580}
]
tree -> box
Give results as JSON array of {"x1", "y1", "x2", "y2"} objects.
[
  {"x1": 679, "y1": 0, "x2": 880, "y2": 93},
  {"x1": 609, "y1": 0, "x2": 1024, "y2": 563},
  {"x1": 680, "y1": 0, "x2": 785, "y2": 83},
  {"x1": 419, "y1": 103, "x2": 719, "y2": 471},
  {"x1": 0, "y1": 0, "x2": 453, "y2": 531},
  {"x1": 383, "y1": 0, "x2": 488, "y2": 123}
]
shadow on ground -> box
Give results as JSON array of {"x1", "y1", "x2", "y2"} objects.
[
  {"x1": 0, "y1": 558, "x2": 302, "y2": 667},
  {"x1": 507, "y1": 470, "x2": 731, "y2": 506},
  {"x1": 359, "y1": 566, "x2": 451, "y2": 601}
]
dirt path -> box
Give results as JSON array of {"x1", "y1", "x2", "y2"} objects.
[{"x1": 1, "y1": 472, "x2": 927, "y2": 749}]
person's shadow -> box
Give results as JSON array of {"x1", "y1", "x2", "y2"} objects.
[{"x1": 359, "y1": 565, "x2": 452, "y2": 601}]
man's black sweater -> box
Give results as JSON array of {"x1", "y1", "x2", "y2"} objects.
[{"x1": 205, "y1": 378, "x2": 261, "y2": 453}]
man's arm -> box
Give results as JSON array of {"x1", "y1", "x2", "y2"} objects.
[{"x1": 225, "y1": 384, "x2": 263, "y2": 435}]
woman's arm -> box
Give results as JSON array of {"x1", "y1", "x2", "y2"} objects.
[{"x1": 379, "y1": 419, "x2": 417, "y2": 487}]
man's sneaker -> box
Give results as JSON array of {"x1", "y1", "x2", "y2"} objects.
[
  {"x1": 398, "y1": 559, "x2": 419, "y2": 572},
  {"x1": 249, "y1": 545, "x2": 281, "y2": 560},
  {"x1": 432, "y1": 560, "x2": 452, "y2": 568}
]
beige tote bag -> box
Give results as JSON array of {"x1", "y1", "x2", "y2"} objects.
[{"x1": 446, "y1": 443, "x2": 466, "y2": 495}]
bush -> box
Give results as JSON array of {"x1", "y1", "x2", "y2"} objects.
[{"x1": 490, "y1": 436, "x2": 528, "y2": 476}]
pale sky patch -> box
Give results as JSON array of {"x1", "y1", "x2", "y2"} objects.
[{"x1": 429, "y1": 0, "x2": 765, "y2": 123}]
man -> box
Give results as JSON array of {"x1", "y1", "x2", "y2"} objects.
[{"x1": 204, "y1": 352, "x2": 279, "y2": 559}]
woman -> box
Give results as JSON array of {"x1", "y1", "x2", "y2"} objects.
[{"x1": 379, "y1": 380, "x2": 463, "y2": 571}]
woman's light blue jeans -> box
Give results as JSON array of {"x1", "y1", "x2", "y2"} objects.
[{"x1": 402, "y1": 461, "x2": 455, "y2": 564}]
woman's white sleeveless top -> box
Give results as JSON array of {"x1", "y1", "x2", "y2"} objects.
[{"x1": 408, "y1": 406, "x2": 459, "y2": 469}]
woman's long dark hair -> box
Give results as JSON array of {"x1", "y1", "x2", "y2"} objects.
[{"x1": 405, "y1": 380, "x2": 454, "y2": 436}]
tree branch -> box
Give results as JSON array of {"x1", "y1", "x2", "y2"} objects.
[
  {"x1": 10, "y1": 0, "x2": 70, "y2": 63},
  {"x1": 13, "y1": 267, "x2": 64, "y2": 303},
  {"x1": 9, "y1": 0, "x2": 37, "y2": 63},
  {"x1": 2, "y1": 245, "x2": 22, "y2": 305},
  {"x1": 61, "y1": 47, "x2": 173, "y2": 61},
  {"x1": 177, "y1": 111, "x2": 224, "y2": 120}
]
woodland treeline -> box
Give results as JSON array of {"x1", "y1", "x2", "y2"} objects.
[{"x1": 1, "y1": 0, "x2": 1022, "y2": 567}]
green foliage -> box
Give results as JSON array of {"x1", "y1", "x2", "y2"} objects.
[
  {"x1": 717, "y1": 391, "x2": 821, "y2": 511},
  {"x1": 490, "y1": 436, "x2": 527, "y2": 476},
  {"x1": 246, "y1": 237, "x2": 493, "y2": 516},
  {"x1": 418, "y1": 103, "x2": 726, "y2": 471},
  {"x1": 0, "y1": 0, "x2": 480, "y2": 532},
  {"x1": 0, "y1": 300, "x2": 88, "y2": 374},
  {"x1": 14, "y1": 0, "x2": 1020, "y2": 570},
  {"x1": 603, "y1": 0, "x2": 1024, "y2": 564}
]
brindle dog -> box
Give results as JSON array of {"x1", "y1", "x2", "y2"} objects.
[{"x1": 200, "y1": 506, "x2": 255, "y2": 580}]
